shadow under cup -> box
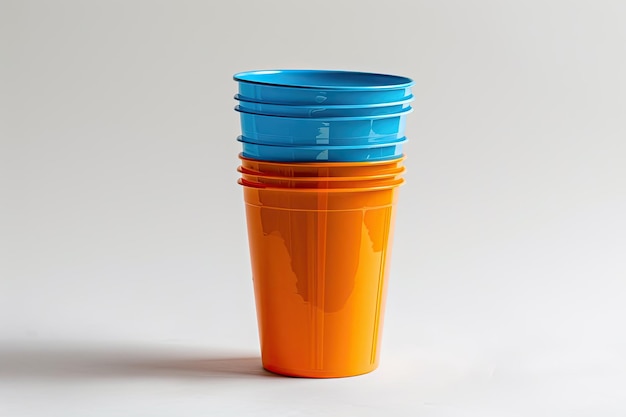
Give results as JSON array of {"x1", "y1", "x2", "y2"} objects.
[{"x1": 240, "y1": 179, "x2": 402, "y2": 378}]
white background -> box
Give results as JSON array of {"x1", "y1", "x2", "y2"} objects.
[{"x1": 1, "y1": 0, "x2": 626, "y2": 415}]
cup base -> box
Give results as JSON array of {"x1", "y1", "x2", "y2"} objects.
[{"x1": 262, "y1": 362, "x2": 378, "y2": 378}]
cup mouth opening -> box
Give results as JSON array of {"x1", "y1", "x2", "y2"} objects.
[
  {"x1": 238, "y1": 153, "x2": 406, "y2": 167},
  {"x1": 238, "y1": 177, "x2": 404, "y2": 192},
  {"x1": 237, "y1": 165, "x2": 405, "y2": 181},
  {"x1": 235, "y1": 105, "x2": 413, "y2": 121},
  {"x1": 233, "y1": 69, "x2": 414, "y2": 91}
]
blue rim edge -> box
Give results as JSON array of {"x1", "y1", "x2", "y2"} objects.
[
  {"x1": 237, "y1": 136, "x2": 408, "y2": 149},
  {"x1": 233, "y1": 69, "x2": 415, "y2": 91}
]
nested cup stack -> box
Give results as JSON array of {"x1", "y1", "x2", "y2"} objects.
[{"x1": 234, "y1": 70, "x2": 414, "y2": 378}]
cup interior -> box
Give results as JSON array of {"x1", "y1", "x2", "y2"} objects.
[{"x1": 234, "y1": 70, "x2": 414, "y2": 90}]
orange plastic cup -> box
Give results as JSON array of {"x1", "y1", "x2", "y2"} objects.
[
  {"x1": 240, "y1": 178, "x2": 403, "y2": 378},
  {"x1": 239, "y1": 153, "x2": 405, "y2": 178},
  {"x1": 238, "y1": 166, "x2": 405, "y2": 189}
]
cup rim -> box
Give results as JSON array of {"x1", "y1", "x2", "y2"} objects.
[
  {"x1": 235, "y1": 105, "x2": 413, "y2": 121},
  {"x1": 238, "y1": 177, "x2": 404, "y2": 192},
  {"x1": 233, "y1": 93, "x2": 415, "y2": 109},
  {"x1": 233, "y1": 69, "x2": 414, "y2": 91},
  {"x1": 237, "y1": 135, "x2": 408, "y2": 149},
  {"x1": 237, "y1": 165, "x2": 405, "y2": 181},
  {"x1": 238, "y1": 153, "x2": 406, "y2": 167}
]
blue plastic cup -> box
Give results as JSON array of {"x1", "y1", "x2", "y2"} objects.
[
  {"x1": 234, "y1": 70, "x2": 414, "y2": 106},
  {"x1": 236, "y1": 106, "x2": 412, "y2": 146},
  {"x1": 237, "y1": 136, "x2": 407, "y2": 162},
  {"x1": 234, "y1": 94, "x2": 413, "y2": 118}
]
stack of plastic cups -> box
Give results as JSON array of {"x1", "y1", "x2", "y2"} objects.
[{"x1": 234, "y1": 70, "x2": 414, "y2": 378}]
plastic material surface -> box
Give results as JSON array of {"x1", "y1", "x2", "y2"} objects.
[
  {"x1": 238, "y1": 136, "x2": 407, "y2": 162},
  {"x1": 234, "y1": 94, "x2": 413, "y2": 118},
  {"x1": 237, "y1": 107, "x2": 411, "y2": 146},
  {"x1": 240, "y1": 180, "x2": 402, "y2": 377},
  {"x1": 239, "y1": 154, "x2": 405, "y2": 177}
]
